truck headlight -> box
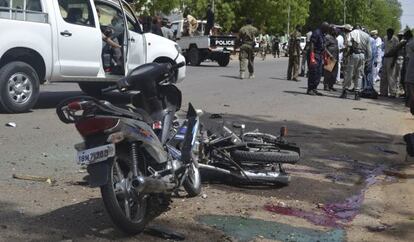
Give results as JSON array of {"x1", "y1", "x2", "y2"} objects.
[{"x1": 175, "y1": 44, "x2": 182, "y2": 54}]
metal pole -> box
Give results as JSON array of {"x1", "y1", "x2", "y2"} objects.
[{"x1": 287, "y1": 0, "x2": 291, "y2": 35}]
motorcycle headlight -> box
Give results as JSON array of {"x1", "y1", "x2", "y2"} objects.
[{"x1": 175, "y1": 44, "x2": 182, "y2": 54}]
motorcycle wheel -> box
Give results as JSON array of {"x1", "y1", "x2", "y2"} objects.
[
  {"x1": 100, "y1": 158, "x2": 150, "y2": 235},
  {"x1": 183, "y1": 162, "x2": 202, "y2": 197},
  {"x1": 231, "y1": 148, "x2": 300, "y2": 164}
]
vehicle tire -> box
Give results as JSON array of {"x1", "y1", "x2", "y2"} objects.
[
  {"x1": 78, "y1": 82, "x2": 111, "y2": 97},
  {"x1": 183, "y1": 162, "x2": 202, "y2": 197},
  {"x1": 217, "y1": 54, "x2": 230, "y2": 67},
  {"x1": 231, "y1": 149, "x2": 300, "y2": 164},
  {"x1": 187, "y1": 47, "x2": 201, "y2": 66},
  {"x1": 101, "y1": 158, "x2": 151, "y2": 235},
  {"x1": 0, "y1": 61, "x2": 40, "y2": 113}
]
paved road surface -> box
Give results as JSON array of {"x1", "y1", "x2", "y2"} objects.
[{"x1": 0, "y1": 57, "x2": 413, "y2": 241}]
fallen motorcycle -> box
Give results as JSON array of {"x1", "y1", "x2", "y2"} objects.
[
  {"x1": 56, "y1": 61, "x2": 202, "y2": 235},
  {"x1": 199, "y1": 122, "x2": 300, "y2": 185}
]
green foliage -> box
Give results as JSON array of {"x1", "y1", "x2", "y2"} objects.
[
  {"x1": 306, "y1": 0, "x2": 402, "y2": 35},
  {"x1": 129, "y1": 0, "x2": 402, "y2": 35}
]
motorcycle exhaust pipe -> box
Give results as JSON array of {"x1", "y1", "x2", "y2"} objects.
[{"x1": 132, "y1": 176, "x2": 173, "y2": 194}]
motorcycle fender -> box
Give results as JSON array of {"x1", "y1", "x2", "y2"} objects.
[{"x1": 86, "y1": 160, "x2": 112, "y2": 188}]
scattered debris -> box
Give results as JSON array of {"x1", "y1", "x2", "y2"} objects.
[
  {"x1": 373, "y1": 146, "x2": 399, "y2": 155},
  {"x1": 68, "y1": 181, "x2": 89, "y2": 186},
  {"x1": 98, "y1": 228, "x2": 115, "y2": 235},
  {"x1": 383, "y1": 169, "x2": 408, "y2": 179},
  {"x1": 276, "y1": 201, "x2": 287, "y2": 208},
  {"x1": 12, "y1": 174, "x2": 55, "y2": 185},
  {"x1": 145, "y1": 225, "x2": 185, "y2": 241},
  {"x1": 353, "y1": 108, "x2": 368, "y2": 111},
  {"x1": 209, "y1": 114, "x2": 223, "y2": 119},
  {"x1": 366, "y1": 224, "x2": 390, "y2": 232},
  {"x1": 5, "y1": 122, "x2": 17, "y2": 128},
  {"x1": 41, "y1": 153, "x2": 48, "y2": 157},
  {"x1": 201, "y1": 194, "x2": 208, "y2": 199}
]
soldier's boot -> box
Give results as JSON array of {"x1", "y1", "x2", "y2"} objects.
[
  {"x1": 340, "y1": 90, "x2": 347, "y2": 99},
  {"x1": 249, "y1": 73, "x2": 255, "y2": 79},
  {"x1": 355, "y1": 91, "x2": 361, "y2": 100},
  {"x1": 240, "y1": 72, "x2": 246, "y2": 79}
]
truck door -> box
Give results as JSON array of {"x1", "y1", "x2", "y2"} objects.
[
  {"x1": 120, "y1": 1, "x2": 145, "y2": 75},
  {"x1": 54, "y1": 0, "x2": 101, "y2": 77}
]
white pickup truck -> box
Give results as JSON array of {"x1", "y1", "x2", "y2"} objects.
[
  {"x1": 0, "y1": 0, "x2": 185, "y2": 113},
  {"x1": 171, "y1": 20, "x2": 236, "y2": 67}
]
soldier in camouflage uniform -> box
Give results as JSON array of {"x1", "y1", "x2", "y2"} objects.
[
  {"x1": 287, "y1": 25, "x2": 302, "y2": 81},
  {"x1": 238, "y1": 18, "x2": 259, "y2": 79}
]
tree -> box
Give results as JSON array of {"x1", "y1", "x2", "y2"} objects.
[{"x1": 306, "y1": 0, "x2": 402, "y2": 36}]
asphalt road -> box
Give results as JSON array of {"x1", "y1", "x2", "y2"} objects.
[{"x1": 0, "y1": 57, "x2": 413, "y2": 241}]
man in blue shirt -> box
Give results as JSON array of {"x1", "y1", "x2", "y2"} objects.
[{"x1": 307, "y1": 22, "x2": 329, "y2": 96}]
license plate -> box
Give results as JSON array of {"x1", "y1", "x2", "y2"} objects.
[{"x1": 76, "y1": 144, "x2": 115, "y2": 166}]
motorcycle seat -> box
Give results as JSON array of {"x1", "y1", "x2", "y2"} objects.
[
  {"x1": 126, "y1": 63, "x2": 170, "y2": 89},
  {"x1": 100, "y1": 101, "x2": 153, "y2": 124}
]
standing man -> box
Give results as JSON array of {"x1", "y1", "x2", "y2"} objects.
[
  {"x1": 381, "y1": 28, "x2": 399, "y2": 97},
  {"x1": 404, "y1": 30, "x2": 414, "y2": 107},
  {"x1": 307, "y1": 22, "x2": 329, "y2": 95},
  {"x1": 204, "y1": 4, "x2": 215, "y2": 36},
  {"x1": 238, "y1": 18, "x2": 259, "y2": 79},
  {"x1": 323, "y1": 25, "x2": 339, "y2": 91},
  {"x1": 300, "y1": 31, "x2": 313, "y2": 77},
  {"x1": 370, "y1": 30, "x2": 382, "y2": 84},
  {"x1": 287, "y1": 25, "x2": 302, "y2": 81},
  {"x1": 272, "y1": 34, "x2": 280, "y2": 58},
  {"x1": 151, "y1": 16, "x2": 163, "y2": 37},
  {"x1": 340, "y1": 25, "x2": 372, "y2": 100},
  {"x1": 161, "y1": 19, "x2": 174, "y2": 40},
  {"x1": 336, "y1": 29, "x2": 345, "y2": 83},
  {"x1": 363, "y1": 30, "x2": 378, "y2": 93}
]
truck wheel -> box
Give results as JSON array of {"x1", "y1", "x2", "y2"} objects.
[
  {"x1": 78, "y1": 83, "x2": 111, "y2": 97},
  {"x1": 218, "y1": 54, "x2": 230, "y2": 67},
  {"x1": 187, "y1": 47, "x2": 201, "y2": 66},
  {"x1": 0, "y1": 61, "x2": 40, "y2": 113}
]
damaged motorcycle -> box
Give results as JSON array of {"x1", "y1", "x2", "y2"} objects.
[
  {"x1": 56, "y1": 60, "x2": 202, "y2": 234},
  {"x1": 200, "y1": 122, "x2": 300, "y2": 185}
]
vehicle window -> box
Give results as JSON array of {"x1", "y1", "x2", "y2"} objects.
[
  {"x1": 0, "y1": 0, "x2": 9, "y2": 7},
  {"x1": 8, "y1": 0, "x2": 41, "y2": 11},
  {"x1": 95, "y1": 3, "x2": 125, "y2": 38},
  {"x1": 58, "y1": 0, "x2": 95, "y2": 27},
  {"x1": 27, "y1": 0, "x2": 42, "y2": 12}
]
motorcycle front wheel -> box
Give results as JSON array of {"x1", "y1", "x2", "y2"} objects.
[
  {"x1": 100, "y1": 158, "x2": 150, "y2": 235},
  {"x1": 183, "y1": 162, "x2": 202, "y2": 197}
]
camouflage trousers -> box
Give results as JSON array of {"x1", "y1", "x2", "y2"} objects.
[
  {"x1": 239, "y1": 45, "x2": 255, "y2": 74},
  {"x1": 287, "y1": 54, "x2": 300, "y2": 80}
]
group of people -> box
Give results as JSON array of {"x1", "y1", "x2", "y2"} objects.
[
  {"x1": 289, "y1": 22, "x2": 413, "y2": 101},
  {"x1": 237, "y1": 18, "x2": 414, "y2": 106}
]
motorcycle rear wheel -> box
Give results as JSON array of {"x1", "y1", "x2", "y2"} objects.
[{"x1": 101, "y1": 158, "x2": 150, "y2": 235}]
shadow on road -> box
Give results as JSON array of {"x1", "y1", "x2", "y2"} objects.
[{"x1": 0, "y1": 199, "x2": 223, "y2": 241}]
